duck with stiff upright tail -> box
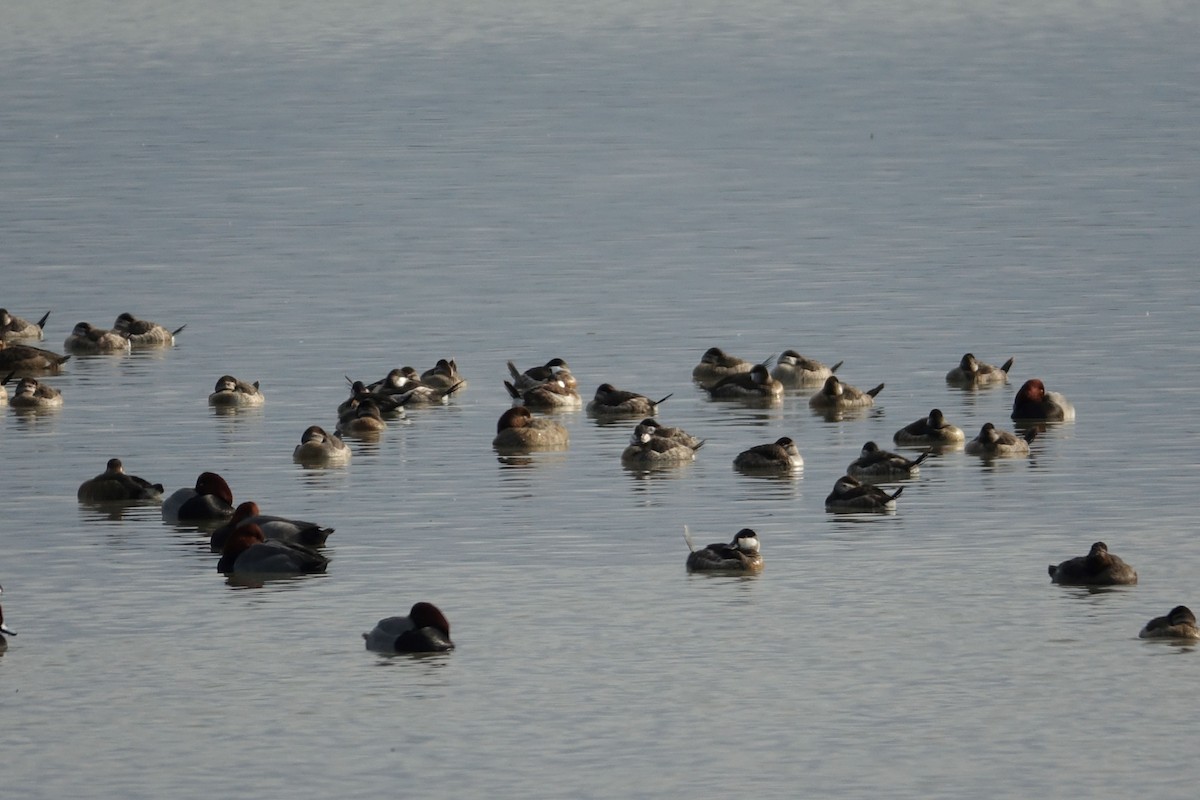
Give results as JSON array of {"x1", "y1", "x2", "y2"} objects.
[
  {"x1": 808, "y1": 375, "x2": 884, "y2": 412},
  {"x1": 945, "y1": 352, "x2": 1014, "y2": 386},
  {"x1": 1139, "y1": 606, "x2": 1199, "y2": 641},
  {"x1": 691, "y1": 347, "x2": 752, "y2": 384},
  {"x1": 771, "y1": 350, "x2": 843, "y2": 387},
  {"x1": 733, "y1": 437, "x2": 804, "y2": 472},
  {"x1": 703, "y1": 362, "x2": 784, "y2": 403},
  {"x1": 893, "y1": 408, "x2": 965, "y2": 447},
  {"x1": 586, "y1": 383, "x2": 672, "y2": 417},
  {"x1": 208, "y1": 375, "x2": 264, "y2": 408},
  {"x1": 847, "y1": 442, "x2": 930, "y2": 480},
  {"x1": 64, "y1": 321, "x2": 130, "y2": 354},
  {"x1": 77, "y1": 458, "x2": 164, "y2": 503},
  {"x1": 492, "y1": 406, "x2": 569, "y2": 452},
  {"x1": 621, "y1": 419, "x2": 704, "y2": 466},
  {"x1": 0, "y1": 340, "x2": 70, "y2": 374},
  {"x1": 9, "y1": 376, "x2": 63, "y2": 410},
  {"x1": 112, "y1": 312, "x2": 186, "y2": 347},
  {"x1": 293, "y1": 425, "x2": 351, "y2": 466},
  {"x1": 824, "y1": 475, "x2": 902, "y2": 512},
  {"x1": 1048, "y1": 542, "x2": 1137, "y2": 586},
  {"x1": 684, "y1": 527, "x2": 763, "y2": 574},
  {"x1": 364, "y1": 602, "x2": 455, "y2": 653},
  {"x1": 0, "y1": 308, "x2": 50, "y2": 342},
  {"x1": 964, "y1": 422, "x2": 1036, "y2": 457}
]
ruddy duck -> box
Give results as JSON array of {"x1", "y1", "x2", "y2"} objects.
[
  {"x1": 210, "y1": 501, "x2": 334, "y2": 552},
  {"x1": 808, "y1": 375, "x2": 884, "y2": 410},
  {"x1": 293, "y1": 425, "x2": 351, "y2": 466},
  {"x1": 1011, "y1": 378, "x2": 1075, "y2": 421},
  {"x1": 633, "y1": 418, "x2": 704, "y2": 450},
  {"x1": 371, "y1": 367, "x2": 462, "y2": 405},
  {"x1": 621, "y1": 420, "x2": 704, "y2": 465},
  {"x1": 733, "y1": 437, "x2": 804, "y2": 471},
  {"x1": 824, "y1": 474, "x2": 903, "y2": 512},
  {"x1": 1139, "y1": 606, "x2": 1199, "y2": 641},
  {"x1": 10, "y1": 376, "x2": 63, "y2": 409},
  {"x1": 0, "y1": 308, "x2": 50, "y2": 341},
  {"x1": 421, "y1": 358, "x2": 467, "y2": 391},
  {"x1": 964, "y1": 422, "x2": 1035, "y2": 457},
  {"x1": 586, "y1": 383, "x2": 672, "y2": 417},
  {"x1": 0, "y1": 341, "x2": 70, "y2": 373},
  {"x1": 112, "y1": 312, "x2": 186, "y2": 347},
  {"x1": 1048, "y1": 541, "x2": 1137, "y2": 586},
  {"x1": 363, "y1": 602, "x2": 455, "y2": 653},
  {"x1": 208, "y1": 375, "x2": 264, "y2": 407},
  {"x1": 507, "y1": 358, "x2": 576, "y2": 393},
  {"x1": 216, "y1": 523, "x2": 329, "y2": 575},
  {"x1": 505, "y1": 374, "x2": 582, "y2": 409},
  {"x1": 337, "y1": 398, "x2": 388, "y2": 437},
  {"x1": 0, "y1": 585, "x2": 15, "y2": 645},
  {"x1": 945, "y1": 353, "x2": 1015, "y2": 386},
  {"x1": 492, "y1": 406, "x2": 570, "y2": 451},
  {"x1": 847, "y1": 441, "x2": 930, "y2": 480},
  {"x1": 63, "y1": 321, "x2": 130, "y2": 354},
  {"x1": 703, "y1": 363, "x2": 784, "y2": 402},
  {"x1": 684, "y1": 527, "x2": 764, "y2": 574},
  {"x1": 77, "y1": 458, "x2": 164, "y2": 503},
  {"x1": 691, "y1": 347, "x2": 752, "y2": 384},
  {"x1": 892, "y1": 408, "x2": 965, "y2": 447},
  {"x1": 162, "y1": 472, "x2": 235, "y2": 523},
  {"x1": 771, "y1": 350, "x2": 844, "y2": 387}
]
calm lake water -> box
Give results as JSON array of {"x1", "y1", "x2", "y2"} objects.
[{"x1": 3, "y1": 2, "x2": 1199, "y2": 797}]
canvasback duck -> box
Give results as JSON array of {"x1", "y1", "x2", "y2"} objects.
[
  {"x1": 492, "y1": 406, "x2": 569, "y2": 451},
  {"x1": 337, "y1": 398, "x2": 387, "y2": 437},
  {"x1": 162, "y1": 472, "x2": 235, "y2": 523},
  {"x1": 77, "y1": 458, "x2": 164, "y2": 503},
  {"x1": 847, "y1": 441, "x2": 931, "y2": 480},
  {"x1": 621, "y1": 420, "x2": 704, "y2": 466},
  {"x1": 691, "y1": 347, "x2": 752, "y2": 384},
  {"x1": 209, "y1": 501, "x2": 334, "y2": 552},
  {"x1": 733, "y1": 437, "x2": 804, "y2": 471},
  {"x1": 1139, "y1": 606, "x2": 1199, "y2": 641},
  {"x1": 10, "y1": 376, "x2": 63, "y2": 409},
  {"x1": 421, "y1": 358, "x2": 467, "y2": 392},
  {"x1": 965, "y1": 422, "x2": 1036, "y2": 457},
  {"x1": 293, "y1": 425, "x2": 351, "y2": 466},
  {"x1": 363, "y1": 602, "x2": 455, "y2": 653},
  {"x1": 0, "y1": 341, "x2": 70, "y2": 374},
  {"x1": 507, "y1": 358, "x2": 576, "y2": 393},
  {"x1": 63, "y1": 321, "x2": 130, "y2": 354},
  {"x1": 808, "y1": 375, "x2": 884, "y2": 411},
  {"x1": 684, "y1": 527, "x2": 763, "y2": 574},
  {"x1": 1011, "y1": 378, "x2": 1075, "y2": 421},
  {"x1": 208, "y1": 375, "x2": 264, "y2": 407},
  {"x1": 893, "y1": 408, "x2": 965, "y2": 447},
  {"x1": 771, "y1": 350, "x2": 843, "y2": 387},
  {"x1": 586, "y1": 383, "x2": 672, "y2": 417},
  {"x1": 112, "y1": 312, "x2": 185, "y2": 347},
  {"x1": 0, "y1": 308, "x2": 50, "y2": 341},
  {"x1": 0, "y1": 585, "x2": 15, "y2": 646},
  {"x1": 1048, "y1": 542, "x2": 1137, "y2": 586},
  {"x1": 825, "y1": 474, "x2": 903, "y2": 512},
  {"x1": 217, "y1": 523, "x2": 329, "y2": 575},
  {"x1": 945, "y1": 353, "x2": 1015, "y2": 386},
  {"x1": 703, "y1": 363, "x2": 784, "y2": 403}
]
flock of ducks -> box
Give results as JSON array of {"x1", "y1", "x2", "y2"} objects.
[{"x1": 1, "y1": 311, "x2": 1194, "y2": 652}]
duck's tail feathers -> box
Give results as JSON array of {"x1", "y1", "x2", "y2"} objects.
[
  {"x1": 1001, "y1": 357, "x2": 1015, "y2": 374},
  {"x1": 653, "y1": 393, "x2": 673, "y2": 406},
  {"x1": 693, "y1": 439, "x2": 707, "y2": 451},
  {"x1": 504, "y1": 380, "x2": 521, "y2": 399},
  {"x1": 507, "y1": 361, "x2": 522, "y2": 381},
  {"x1": 911, "y1": 450, "x2": 933, "y2": 467},
  {"x1": 35, "y1": 310, "x2": 51, "y2": 328},
  {"x1": 830, "y1": 360, "x2": 844, "y2": 374},
  {"x1": 759, "y1": 353, "x2": 777, "y2": 368},
  {"x1": 1, "y1": 371, "x2": 14, "y2": 386},
  {"x1": 889, "y1": 486, "x2": 905, "y2": 501},
  {"x1": 171, "y1": 324, "x2": 187, "y2": 336},
  {"x1": 867, "y1": 383, "x2": 885, "y2": 398},
  {"x1": 684, "y1": 525, "x2": 697, "y2": 553}
]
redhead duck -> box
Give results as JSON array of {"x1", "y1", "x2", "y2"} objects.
[
  {"x1": 703, "y1": 363, "x2": 784, "y2": 403},
  {"x1": 112, "y1": 312, "x2": 185, "y2": 347},
  {"x1": 337, "y1": 398, "x2": 387, "y2": 437},
  {"x1": 0, "y1": 585, "x2": 15, "y2": 646},
  {"x1": 771, "y1": 350, "x2": 843, "y2": 387},
  {"x1": 945, "y1": 353, "x2": 1014, "y2": 386},
  {"x1": 63, "y1": 321, "x2": 130, "y2": 354},
  {"x1": 1011, "y1": 378, "x2": 1075, "y2": 421},
  {"x1": 0, "y1": 341, "x2": 70, "y2": 374},
  {"x1": 965, "y1": 423, "x2": 1035, "y2": 457},
  {"x1": 208, "y1": 375, "x2": 264, "y2": 407},
  {"x1": 684, "y1": 527, "x2": 763, "y2": 574},
  {"x1": 210, "y1": 501, "x2": 334, "y2": 552},
  {"x1": 293, "y1": 425, "x2": 351, "y2": 466},
  {"x1": 893, "y1": 409, "x2": 965, "y2": 447},
  {"x1": 421, "y1": 358, "x2": 467, "y2": 392},
  {"x1": 217, "y1": 523, "x2": 329, "y2": 575},
  {"x1": 10, "y1": 376, "x2": 63, "y2": 409},
  {"x1": 1139, "y1": 606, "x2": 1199, "y2": 641},
  {"x1": 733, "y1": 437, "x2": 804, "y2": 471},
  {"x1": 586, "y1": 383, "x2": 672, "y2": 417},
  {"x1": 0, "y1": 308, "x2": 50, "y2": 342},
  {"x1": 809, "y1": 375, "x2": 884, "y2": 411},
  {"x1": 691, "y1": 347, "x2": 752, "y2": 384},
  {"x1": 622, "y1": 420, "x2": 704, "y2": 466},
  {"x1": 162, "y1": 472, "x2": 235, "y2": 523},
  {"x1": 1048, "y1": 542, "x2": 1137, "y2": 586},
  {"x1": 847, "y1": 441, "x2": 930, "y2": 480},
  {"x1": 364, "y1": 602, "x2": 455, "y2": 653},
  {"x1": 507, "y1": 358, "x2": 576, "y2": 393},
  {"x1": 492, "y1": 406, "x2": 569, "y2": 451},
  {"x1": 825, "y1": 475, "x2": 902, "y2": 512},
  {"x1": 77, "y1": 458, "x2": 164, "y2": 503}
]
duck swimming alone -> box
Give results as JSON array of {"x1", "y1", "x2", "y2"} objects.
[
  {"x1": 770, "y1": 350, "x2": 843, "y2": 387},
  {"x1": 216, "y1": 523, "x2": 329, "y2": 575},
  {"x1": 0, "y1": 308, "x2": 50, "y2": 342},
  {"x1": 292, "y1": 425, "x2": 351, "y2": 466},
  {"x1": 945, "y1": 352, "x2": 1015, "y2": 386},
  {"x1": 964, "y1": 422, "x2": 1036, "y2": 457},
  {"x1": 1011, "y1": 378, "x2": 1075, "y2": 422},
  {"x1": 586, "y1": 383, "x2": 672, "y2": 417},
  {"x1": 733, "y1": 437, "x2": 804, "y2": 471},
  {"x1": 808, "y1": 375, "x2": 884, "y2": 411},
  {"x1": 112, "y1": 312, "x2": 186, "y2": 347},
  {"x1": 847, "y1": 441, "x2": 930, "y2": 480},
  {"x1": 363, "y1": 602, "x2": 455, "y2": 653},
  {"x1": 684, "y1": 527, "x2": 764, "y2": 574},
  {"x1": 77, "y1": 458, "x2": 164, "y2": 503},
  {"x1": 824, "y1": 474, "x2": 903, "y2": 512},
  {"x1": 1048, "y1": 541, "x2": 1137, "y2": 586},
  {"x1": 63, "y1": 321, "x2": 130, "y2": 354},
  {"x1": 1139, "y1": 606, "x2": 1200, "y2": 641},
  {"x1": 892, "y1": 408, "x2": 965, "y2": 447},
  {"x1": 492, "y1": 406, "x2": 570, "y2": 451},
  {"x1": 208, "y1": 375, "x2": 264, "y2": 408},
  {"x1": 162, "y1": 472, "x2": 235, "y2": 523}
]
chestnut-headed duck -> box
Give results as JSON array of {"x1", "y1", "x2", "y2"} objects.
[
  {"x1": 0, "y1": 585, "x2": 15, "y2": 645},
  {"x1": 825, "y1": 475, "x2": 903, "y2": 512},
  {"x1": 1048, "y1": 542, "x2": 1137, "y2": 586},
  {"x1": 0, "y1": 308, "x2": 50, "y2": 342},
  {"x1": 586, "y1": 384, "x2": 672, "y2": 417},
  {"x1": 684, "y1": 527, "x2": 763, "y2": 574},
  {"x1": 162, "y1": 472, "x2": 235, "y2": 523},
  {"x1": 112, "y1": 312, "x2": 185, "y2": 347},
  {"x1": 63, "y1": 321, "x2": 130, "y2": 354},
  {"x1": 421, "y1": 358, "x2": 467, "y2": 392},
  {"x1": 337, "y1": 398, "x2": 387, "y2": 437},
  {"x1": 771, "y1": 350, "x2": 844, "y2": 387},
  {"x1": 77, "y1": 458, "x2": 164, "y2": 503},
  {"x1": 505, "y1": 375, "x2": 582, "y2": 409},
  {"x1": 945, "y1": 353, "x2": 1015, "y2": 386},
  {"x1": 691, "y1": 347, "x2": 752, "y2": 384},
  {"x1": 621, "y1": 420, "x2": 704, "y2": 466},
  {"x1": 847, "y1": 441, "x2": 931, "y2": 480},
  {"x1": 964, "y1": 422, "x2": 1036, "y2": 457},
  {"x1": 364, "y1": 602, "x2": 455, "y2": 653},
  {"x1": 1011, "y1": 379, "x2": 1075, "y2": 422},
  {"x1": 507, "y1": 358, "x2": 576, "y2": 393},
  {"x1": 10, "y1": 376, "x2": 63, "y2": 409},
  {"x1": 808, "y1": 375, "x2": 884, "y2": 411},
  {"x1": 733, "y1": 437, "x2": 804, "y2": 471},
  {"x1": 208, "y1": 375, "x2": 264, "y2": 407},
  {"x1": 633, "y1": 418, "x2": 704, "y2": 451},
  {"x1": 703, "y1": 363, "x2": 784, "y2": 403},
  {"x1": 0, "y1": 341, "x2": 70, "y2": 374},
  {"x1": 293, "y1": 425, "x2": 351, "y2": 466},
  {"x1": 209, "y1": 501, "x2": 334, "y2": 552},
  {"x1": 492, "y1": 406, "x2": 569, "y2": 451},
  {"x1": 1139, "y1": 606, "x2": 1199, "y2": 641},
  {"x1": 217, "y1": 523, "x2": 329, "y2": 575},
  {"x1": 893, "y1": 409, "x2": 965, "y2": 447}
]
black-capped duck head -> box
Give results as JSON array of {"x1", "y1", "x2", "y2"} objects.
[
  {"x1": 409, "y1": 601, "x2": 453, "y2": 641},
  {"x1": 594, "y1": 383, "x2": 617, "y2": 400},
  {"x1": 15, "y1": 377, "x2": 39, "y2": 396},
  {"x1": 860, "y1": 441, "x2": 880, "y2": 456},
  {"x1": 106, "y1": 458, "x2": 125, "y2": 474},
  {"x1": 731, "y1": 528, "x2": 760, "y2": 554},
  {"x1": 0, "y1": 309, "x2": 11, "y2": 327},
  {"x1": 431, "y1": 358, "x2": 454, "y2": 376},
  {"x1": 832, "y1": 474, "x2": 862, "y2": 495},
  {"x1": 113, "y1": 312, "x2": 137, "y2": 331},
  {"x1": 749, "y1": 364, "x2": 771, "y2": 384},
  {"x1": 775, "y1": 437, "x2": 796, "y2": 450},
  {"x1": 357, "y1": 398, "x2": 385, "y2": 421},
  {"x1": 497, "y1": 406, "x2": 533, "y2": 433},
  {"x1": 700, "y1": 347, "x2": 727, "y2": 364},
  {"x1": 214, "y1": 375, "x2": 238, "y2": 393},
  {"x1": 1168, "y1": 606, "x2": 1197, "y2": 627},
  {"x1": 928, "y1": 408, "x2": 947, "y2": 428},
  {"x1": 300, "y1": 425, "x2": 327, "y2": 444},
  {"x1": 978, "y1": 423, "x2": 1000, "y2": 444},
  {"x1": 821, "y1": 375, "x2": 843, "y2": 396},
  {"x1": 779, "y1": 349, "x2": 802, "y2": 364},
  {"x1": 195, "y1": 472, "x2": 234, "y2": 506},
  {"x1": 631, "y1": 420, "x2": 658, "y2": 445},
  {"x1": 544, "y1": 357, "x2": 569, "y2": 370},
  {"x1": 71, "y1": 321, "x2": 94, "y2": 337},
  {"x1": 959, "y1": 353, "x2": 979, "y2": 374}
]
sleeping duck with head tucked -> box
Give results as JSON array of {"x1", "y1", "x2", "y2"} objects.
[{"x1": 684, "y1": 527, "x2": 763, "y2": 574}]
